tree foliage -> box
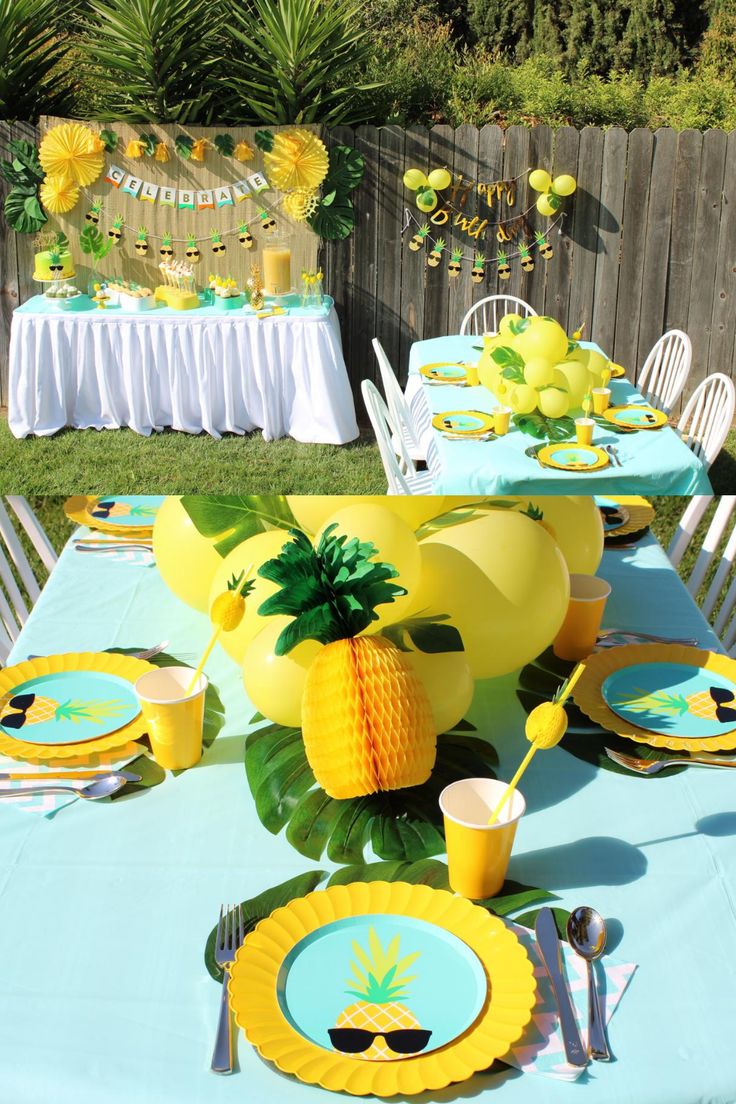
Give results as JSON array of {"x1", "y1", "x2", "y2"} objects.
[{"x1": 0, "y1": 0, "x2": 77, "y2": 121}]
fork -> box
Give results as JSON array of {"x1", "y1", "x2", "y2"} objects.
[
  {"x1": 212, "y1": 903, "x2": 245, "y2": 1074},
  {"x1": 605, "y1": 747, "x2": 736, "y2": 774},
  {"x1": 596, "y1": 629, "x2": 699, "y2": 648}
]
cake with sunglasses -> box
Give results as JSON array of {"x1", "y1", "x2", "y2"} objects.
[{"x1": 33, "y1": 231, "x2": 75, "y2": 281}]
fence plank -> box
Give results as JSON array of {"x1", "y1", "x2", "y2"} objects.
[
  {"x1": 613, "y1": 128, "x2": 653, "y2": 374},
  {"x1": 476, "y1": 125, "x2": 505, "y2": 301},
  {"x1": 637, "y1": 128, "x2": 678, "y2": 371},
  {"x1": 374, "y1": 125, "x2": 405, "y2": 381},
  {"x1": 708, "y1": 129, "x2": 736, "y2": 382},
  {"x1": 501, "y1": 125, "x2": 531, "y2": 304},
  {"x1": 398, "y1": 127, "x2": 430, "y2": 371},
  {"x1": 525, "y1": 124, "x2": 553, "y2": 313},
  {"x1": 424, "y1": 125, "x2": 456, "y2": 339},
  {"x1": 348, "y1": 126, "x2": 380, "y2": 393},
  {"x1": 686, "y1": 128, "x2": 728, "y2": 389},
  {"x1": 591, "y1": 126, "x2": 627, "y2": 356},
  {"x1": 665, "y1": 129, "x2": 702, "y2": 338},
  {"x1": 544, "y1": 127, "x2": 579, "y2": 330},
  {"x1": 324, "y1": 125, "x2": 355, "y2": 378},
  {"x1": 568, "y1": 127, "x2": 604, "y2": 340},
  {"x1": 447, "y1": 124, "x2": 479, "y2": 336}
]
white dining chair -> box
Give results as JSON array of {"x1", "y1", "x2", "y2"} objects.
[
  {"x1": 0, "y1": 497, "x2": 58, "y2": 665},
  {"x1": 371, "y1": 338, "x2": 426, "y2": 462},
  {"x1": 636, "y1": 330, "x2": 692, "y2": 414},
  {"x1": 459, "y1": 295, "x2": 537, "y2": 336},
  {"x1": 667, "y1": 496, "x2": 736, "y2": 656},
  {"x1": 362, "y1": 380, "x2": 435, "y2": 495},
  {"x1": 676, "y1": 373, "x2": 735, "y2": 469}
]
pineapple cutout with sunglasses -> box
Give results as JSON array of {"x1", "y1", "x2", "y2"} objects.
[
  {"x1": 0, "y1": 692, "x2": 128, "y2": 732},
  {"x1": 612, "y1": 684, "x2": 736, "y2": 725},
  {"x1": 108, "y1": 214, "x2": 124, "y2": 245},
  {"x1": 134, "y1": 227, "x2": 149, "y2": 257},
  {"x1": 328, "y1": 928, "x2": 429, "y2": 1061},
  {"x1": 258, "y1": 208, "x2": 277, "y2": 233},
  {"x1": 159, "y1": 233, "x2": 174, "y2": 260},
  {"x1": 210, "y1": 230, "x2": 226, "y2": 256},
  {"x1": 185, "y1": 235, "x2": 201, "y2": 263},
  {"x1": 238, "y1": 223, "x2": 254, "y2": 249},
  {"x1": 85, "y1": 198, "x2": 103, "y2": 225}
]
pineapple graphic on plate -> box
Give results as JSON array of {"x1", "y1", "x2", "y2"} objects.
[
  {"x1": 90, "y1": 498, "x2": 157, "y2": 520},
  {"x1": 328, "y1": 927, "x2": 429, "y2": 1061},
  {"x1": 615, "y1": 683, "x2": 736, "y2": 724},
  {"x1": 0, "y1": 692, "x2": 128, "y2": 731}
]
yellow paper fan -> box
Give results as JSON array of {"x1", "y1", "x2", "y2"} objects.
[
  {"x1": 264, "y1": 129, "x2": 329, "y2": 192},
  {"x1": 39, "y1": 123, "x2": 104, "y2": 187},
  {"x1": 282, "y1": 187, "x2": 319, "y2": 222},
  {"x1": 40, "y1": 174, "x2": 80, "y2": 214}
]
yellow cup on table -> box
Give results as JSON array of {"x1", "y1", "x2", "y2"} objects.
[
  {"x1": 439, "y1": 777, "x2": 526, "y2": 899},
  {"x1": 135, "y1": 666, "x2": 207, "y2": 770},
  {"x1": 465, "y1": 362, "x2": 480, "y2": 387},
  {"x1": 592, "y1": 387, "x2": 611, "y2": 414},
  {"x1": 575, "y1": 417, "x2": 595, "y2": 446},
  {"x1": 493, "y1": 406, "x2": 512, "y2": 435},
  {"x1": 553, "y1": 573, "x2": 612, "y2": 661}
]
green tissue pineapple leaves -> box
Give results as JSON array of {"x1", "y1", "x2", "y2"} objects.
[{"x1": 258, "y1": 525, "x2": 405, "y2": 653}]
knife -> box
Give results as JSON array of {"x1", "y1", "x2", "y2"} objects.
[
  {"x1": 0, "y1": 770, "x2": 142, "y2": 782},
  {"x1": 535, "y1": 907, "x2": 587, "y2": 1066}
]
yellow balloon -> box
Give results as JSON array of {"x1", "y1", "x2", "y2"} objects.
[
  {"x1": 427, "y1": 168, "x2": 451, "y2": 191},
  {"x1": 243, "y1": 618, "x2": 322, "y2": 728},
  {"x1": 153, "y1": 497, "x2": 221, "y2": 613},
  {"x1": 537, "y1": 386, "x2": 570, "y2": 419},
  {"x1": 567, "y1": 345, "x2": 609, "y2": 385},
  {"x1": 509, "y1": 496, "x2": 604, "y2": 575},
  {"x1": 553, "y1": 360, "x2": 593, "y2": 408},
  {"x1": 404, "y1": 650, "x2": 475, "y2": 735},
  {"x1": 523, "y1": 356, "x2": 554, "y2": 389},
  {"x1": 509, "y1": 383, "x2": 538, "y2": 415},
  {"x1": 316, "y1": 504, "x2": 420, "y2": 630},
  {"x1": 287, "y1": 496, "x2": 447, "y2": 535},
  {"x1": 514, "y1": 316, "x2": 568, "y2": 366},
  {"x1": 536, "y1": 194, "x2": 559, "y2": 217},
  {"x1": 529, "y1": 169, "x2": 552, "y2": 193},
  {"x1": 416, "y1": 188, "x2": 438, "y2": 212},
  {"x1": 403, "y1": 168, "x2": 427, "y2": 191},
  {"x1": 410, "y1": 512, "x2": 570, "y2": 679},
  {"x1": 498, "y1": 313, "x2": 522, "y2": 335},
  {"x1": 552, "y1": 174, "x2": 577, "y2": 196},
  {"x1": 209, "y1": 529, "x2": 294, "y2": 664}
]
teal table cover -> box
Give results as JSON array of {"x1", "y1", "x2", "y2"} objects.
[
  {"x1": 408, "y1": 335, "x2": 712, "y2": 495},
  {"x1": 1, "y1": 525, "x2": 733, "y2": 1104},
  {"x1": 13, "y1": 291, "x2": 334, "y2": 320}
]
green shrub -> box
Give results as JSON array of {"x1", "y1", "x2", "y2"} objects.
[
  {"x1": 360, "y1": 16, "x2": 458, "y2": 125},
  {"x1": 0, "y1": 0, "x2": 77, "y2": 122}
]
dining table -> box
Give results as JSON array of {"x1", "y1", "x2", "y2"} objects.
[
  {"x1": 406, "y1": 336, "x2": 713, "y2": 495},
  {"x1": 8, "y1": 293, "x2": 359, "y2": 444},
  {"x1": 0, "y1": 516, "x2": 734, "y2": 1104}
]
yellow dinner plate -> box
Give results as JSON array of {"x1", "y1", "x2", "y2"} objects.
[
  {"x1": 603, "y1": 405, "x2": 668, "y2": 431},
  {"x1": 229, "y1": 881, "x2": 536, "y2": 1097},
  {"x1": 608, "y1": 363, "x2": 626, "y2": 379},
  {"x1": 0, "y1": 652, "x2": 154, "y2": 763},
  {"x1": 574, "y1": 644, "x2": 736, "y2": 752},
  {"x1": 431, "y1": 411, "x2": 495, "y2": 436},
  {"x1": 537, "y1": 443, "x2": 610, "y2": 471},
  {"x1": 598, "y1": 496, "x2": 655, "y2": 539},
  {"x1": 64, "y1": 495, "x2": 160, "y2": 537},
  {"x1": 420, "y1": 362, "x2": 468, "y2": 384}
]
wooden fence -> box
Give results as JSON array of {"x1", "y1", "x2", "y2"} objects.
[{"x1": 2, "y1": 122, "x2": 735, "y2": 414}]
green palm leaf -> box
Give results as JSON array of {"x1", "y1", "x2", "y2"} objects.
[{"x1": 0, "y1": 0, "x2": 76, "y2": 121}]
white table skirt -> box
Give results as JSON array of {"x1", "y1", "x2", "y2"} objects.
[{"x1": 8, "y1": 301, "x2": 359, "y2": 443}]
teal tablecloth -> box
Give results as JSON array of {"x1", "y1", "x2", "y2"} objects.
[
  {"x1": 14, "y1": 291, "x2": 333, "y2": 321},
  {"x1": 408, "y1": 336, "x2": 712, "y2": 495},
  {"x1": 1, "y1": 524, "x2": 734, "y2": 1104}
]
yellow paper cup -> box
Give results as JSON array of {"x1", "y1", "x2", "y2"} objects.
[
  {"x1": 493, "y1": 406, "x2": 512, "y2": 435},
  {"x1": 465, "y1": 362, "x2": 480, "y2": 387},
  {"x1": 440, "y1": 778, "x2": 526, "y2": 899},
  {"x1": 553, "y1": 573, "x2": 612, "y2": 661},
  {"x1": 135, "y1": 666, "x2": 207, "y2": 770},
  {"x1": 592, "y1": 388, "x2": 611, "y2": 414},
  {"x1": 575, "y1": 417, "x2": 594, "y2": 446}
]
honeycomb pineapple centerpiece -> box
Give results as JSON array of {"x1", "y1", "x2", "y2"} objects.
[
  {"x1": 257, "y1": 525, "x2": 437, "y2": 799},
  {"x1": 328, "y1": 927, "x2": 429, "y2": 1061}
]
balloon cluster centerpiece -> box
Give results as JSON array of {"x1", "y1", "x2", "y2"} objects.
[{"x1": 478, "y1": 313, "x2": 611, "y2": 435}]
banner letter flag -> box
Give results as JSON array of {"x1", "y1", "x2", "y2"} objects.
[
  {"x1": 247, "y1": 172, "x2": 269, "y2": 194},
  {"x1": 105, "y1": 165, "x2": 125, "y2": 187},
  {"x1": 232, "y1": 180, "x2": 252, "y2": 203},
  {"x1": 159, "y1": 186, "x2": 176, "y2": 208},
  {"x1": 122, "y1": 175, "x2": 143, "y2": 198},
  {"x1": 140, "y1": 181, "x2": 159, "y2": 204},
  {"x1": 178, "y1": 189, "x2": 195, "y2": 211},
  {"x1": 215, "y1": 186, "x2": 234, "y2": 208},
  {"x1": 196, "y1": 190, "x2": 215, "y2": 211}
]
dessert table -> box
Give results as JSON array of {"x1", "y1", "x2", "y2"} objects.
[
  {"x1": 1, "y1": 524, "x2": 735, "y2": 1104},
  {"x1": 407, "y1": 336, "x2": 712, "y2": 495},
  {"x1": 8, "y1": 294, "x2": 359, "y2": 443}
]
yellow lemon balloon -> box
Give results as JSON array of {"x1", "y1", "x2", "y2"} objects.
[
  {"x1": 509, "y1": 383, "x2": 538, "y2": 415},
  {"x1": 316, "y1": 503, "x2": 420, "y2": 631},
  {"x1": 514, "y1": 316, "x2": 568, "y2": 366},
  {"x1": 536, "y1": 194, "x2": 559, "y2": 217},
  {"x1": 153, "y1": 497, "x2": 222, "y2": 613},
  {"x1": 553, "y1": 360, "x2": 593, "y2": 407},
  {"x1": 287, "y1": 495, "x2": 447, "y2": 535},
  {"x1": 410, "y1": 512, "x2": 570, "y2": 679},
  {"x1": 512, "y1": 495, "x2": 604, "y2": 575},
  {"x1": 567, "y1": 345, "x2": 609, "y2": 385},
  {"x1": 537, "y1": 386, "x2": 570, "y2": 419},
  {"x1": 403, "y1": 168, "x2": 428, "y2": 191},
  {"x1": 552, "y1": 174, "x2": 577, "y2": 196},
  {"x1": 404, "y1": 649, "x2": 474, "y2": 735},
  {"x1": 427, "y1": 167, "x2": 452, "y2": 191},
  {"x1": 523, "y1": 357, "x2": 554, "y2": 389},
  {"x1": 243, "y1": 618, "x2": 322, "y2": 728},
  {"x1": 209, "y1": 529, "x2": 294, "y2": 664},
  {"x1": 498, "y1": 313, "x2": 522, "y2": 335},
  {"x1": 416, "y1": 187, "x2": 438, "y2": 212},
  {"x1": 529, "y1": 169, "x2": 552, "y2": 193}
]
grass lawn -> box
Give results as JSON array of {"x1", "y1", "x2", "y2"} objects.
[{"x1": 0, "y1": 414, "x2": 734, "y2": 497}]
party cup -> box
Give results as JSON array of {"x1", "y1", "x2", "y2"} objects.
[
  {"x1": 493, "y1": 406, "x2": 512, "y2": 435},
  {"x1": 592, "y1": 388, "x2": 611, "y2": 414},
  {"x1": 465, "y1": 362, "x2": 480, "y2": 387},
  {"x1": 440, "y1": 777, "x2": 526, "y2": 898},
  {"x1": 575, "y1": 417, "x2": 594, "y2": 446},
  {"x1": 135, "y1": 666, "x2": 207, "y2": 770},
  {"x1": 553, "y1": 573, "x2": 612, "y2": 661}
]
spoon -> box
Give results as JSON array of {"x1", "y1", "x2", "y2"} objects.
[
  {"x1": 0, "y1": 775, "x2": 129, "y2": 801},
  {"x1": 566, "y1": 906, "x2": 612, "y2": 1061}
]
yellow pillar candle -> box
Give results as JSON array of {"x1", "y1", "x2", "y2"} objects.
[{"x1": 263, "y1": 247, "x2": 292, "y2": 296}]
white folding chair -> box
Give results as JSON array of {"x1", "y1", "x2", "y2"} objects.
[
  {"x1": 362, "y1": 380, "x2": 434, "y2": 495},
  {"x1": 637, "y1": 330, "x2": 692, "y2": 414},
  {"x1": 667, "y1": 496, "x2": 736, "y2": 656},
  {"x1": 0, "y1": 497, "x2": 58, "y2": 665},
  {"x1": 676, "y1": 373, "x2": 735, "y2": 469},
  {"x1": 371, "y1": 338, "x2": 425, "y2": 462},
  {"x1": 459, "y1": 295, "x2": 536, "y2": 336}
]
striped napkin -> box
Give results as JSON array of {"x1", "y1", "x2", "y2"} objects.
[{"x1": 0, "y1": 743, "x2": 145, "y2": 816}]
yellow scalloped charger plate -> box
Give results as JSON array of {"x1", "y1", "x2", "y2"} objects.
[
  {"x1": 537, "y1": 443, "x2": 610, "y2": 471},
  {"x1": 598, "y1": 496, "x2": 655, "y2": 539},
  {"x1": 229, "y1": 881, "x2": 536, "y2": 1097},
  {"x1": 0, "y1": 652, "x2": 154, "y2": 763},
  {"x1": 574, "y1": 643, "x2": 736, "y2": 752},
  {"x1": 64, "y1": 495, "x2": 157, "y2": 538},
  {"x1": 603, "y1": 405, "x2": 668, "y2": 431},
  {"x1": 431, "y1": 411, "x2": 495, "y2": 436}
]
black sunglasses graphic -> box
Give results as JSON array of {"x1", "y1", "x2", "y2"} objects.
[{"x1": 328, "y1": 1028, "x2": 432, "y2": 1055}]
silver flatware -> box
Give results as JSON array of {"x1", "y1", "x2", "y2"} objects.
[
  {"x1": 212, "y1": 903, "x2": 245, "y2": 1074},
  {"x1": 535, "y1": 907, "x2": 587, "y2": 1066},
  {"x1": 596, "y1": 629, "x2": 699, "y2": 648},
  {"x1": 605, "y1": 746, "x2": 736, "y2": 774},
  {"x1": 441, "y1": 432, "x2": 495, "y2": 442},
  {"x1": 75, "y1": 544, "x2": 154, "y2": 554},
  {"x1": 610, "y1": 445, "x2": 623, "y2": 467},
  {"x1": 0, "y1": 775, "x2": 128, "y2": 800},
  {"x1": 27, "y1": 641, "x2": 169, "y2": 663},
  {"x1": 567, "y1": 907, "x2": 611, "y2": 1061},
  {"x1": 0, "y1": 769, "x2": 141, "y2": 782}
]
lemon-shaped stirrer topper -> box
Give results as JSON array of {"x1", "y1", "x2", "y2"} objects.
[
  {"x1": 487, "y1": 663, "x2": 586, "y2": 825},
  {"x1": 572, "y1": 322, "x2": 585, "y2": 341},
  {"x1": 187, "y1": 565, "x2": 254, "y2": 693},
  {"x1": 582, "y1": 391, "x2": 593, "y2": 418},
  {"x1": 601, "y1": 366, "x2": 612, "y2": 389}
]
